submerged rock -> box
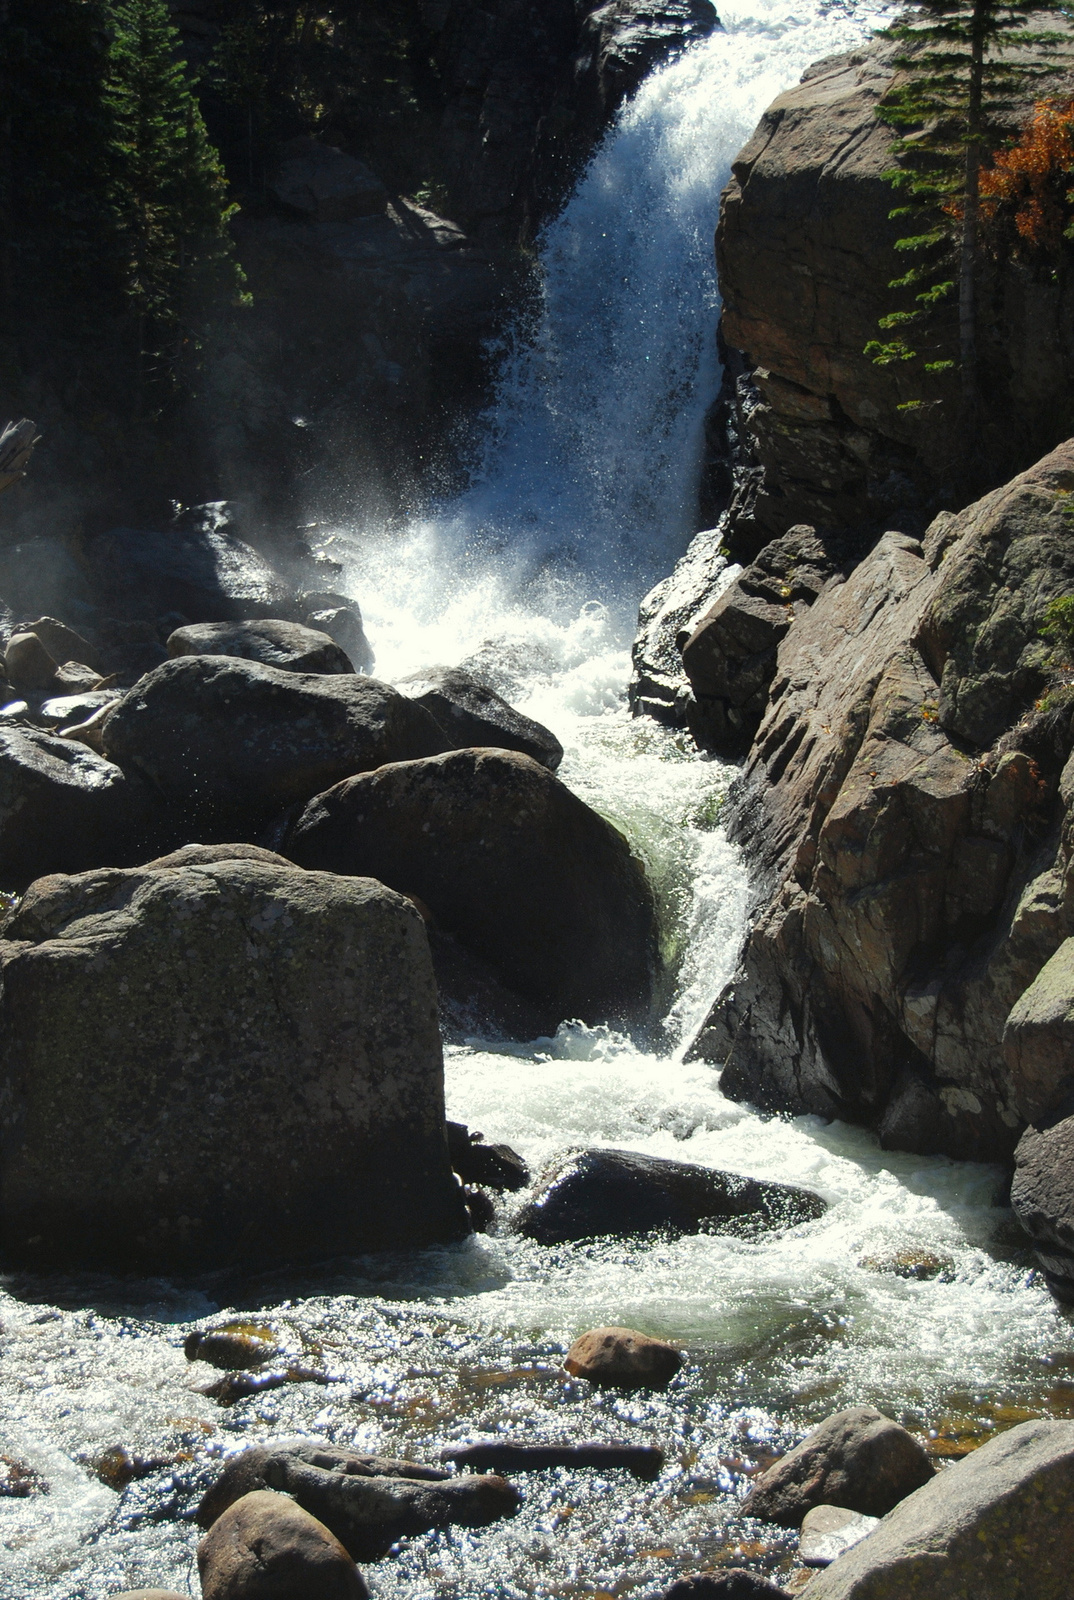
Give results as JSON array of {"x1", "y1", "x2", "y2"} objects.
[
  {"x1": 102, "y1": 656, "x2": 447, "y2": 834},
  {"x1": 197, "y1": 1443, "x2": 518, "y2": 1560},
  {"x1": 563, "y1": 1326, "x2": 684, "y2": 1389},
  {"x1": 167, "y1": 619, "x2": 355, "y2": 675},
  {"x1": 398, "y1": 665, "x2": 563, "y2": 770},
  {"x1": 0, "y1": 847, "x2": 468, "y2": 1269},
  {"x1": 184, "y1": 1327, "x2": 278, "y2": 1370},
  {"x1": 441, "y1": 1439, "x2": 664, "y2": 1478},
  {"x1": 662, "y1": 1574, "x2": 789, "y2": 1600},
  {"x1": 279, "y1": 748, "x2": 658, "y2": 1026},
  {"x1": 741, "y1": 1407, "x2": 934, "y2": 1527},
  {"x1": 516, "y1": 1147, "x2": 826, "y2": 1244},
  {"x1": 797, "y1": 1419, "x2": 1074, "y2": 1598},
  {"x1": 198, "y1": 1489, "x2": 367, "y2": 1600}
]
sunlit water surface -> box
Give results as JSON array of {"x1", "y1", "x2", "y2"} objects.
[{"x1": 3, "y1": 3, "x2": 1073, "y2": 1595}]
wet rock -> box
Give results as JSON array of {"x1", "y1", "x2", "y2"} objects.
[
  {"x1": 856, "y1": 1250, "x2": 955, "y2": 1283},
  {"x1": 198, "y1": 1489, "x2": 368, "y2": 1600},
  {"x1": 271, "y1": 138, "x2": 387, "y2": 221},
  {"x1": 279, "y1": 748, "x2": 658, "y2": 1026},
  {"x1": 197, "y1": 1444, "x2": 518, "y2": 1560},
  {"x1": 1011, "y1": 1111, "x2": 1074, "y2": 1301},
  {"x1": 798, "y1": 1504, "x2": 879, "y2": 1567},
  {"x1": 662, "y1": 1573, "x2": 789, "y2": 1600},
  {"x1": 628, "y1": 524, "x2": 731, "y2": 726},
  {"x1": 87, "y1": 1446, "x2": 186, "y2": 1491},
  {"x1": 442, "y1": 1439, "x2": 664, "y2": 1478},
  {"x1": 517, "y1": 1147, "x2": 826, "y2": 1245},
  {"x1": 398, "y1": 666, "x2": 563, "y2": 771},
  {"x1": 185, "y1": 1327, "x2": 278, "y2": 1370},
  {"x1": 111, "y1": 1592, "x2": 192, "y2": 1600},
  {"x1": 0, "y1": 724, "x2": 171, "y2": 891},
  {"x1": 741, "y1": 1407, "x2": 935, "y2": 1527},
  {"x1": 0, "y1": 848, "x2": 469, "y2": 1269},
  {"x1": 5, "y1": 630, "x2": 57, "y2": 692},
  {"x1": 102, "y1": 656, "x2": 447, "y2": 836},
  {"x1": 464, "y1": 1187, "x2": 497, "y2": 1232},
  {"x1": 0, "y1": 1454, "x2": 48, "y2": 1496},
  {"x1": 564, "y1": 1326, "x2": 684, "y2": 1389},
  {"x1": 85, "y1": 507, "x2": 298, "y2": 626},
  {"x1": 446, "y1": 1122, "x2": 530, "y2": 1191},
  {"x1": 1003, "y1": 938, "x2": 1074, "y2": 1126},
  {"x1": 797, "y1": 1418, "x2": 1074, "y2": 1599},
  {"x1": 681, "y1": 528, "x2": 836, "y2": 755},
  {"x1": 51, "y1": 661, "x2": 104, "y2": 693},
  {"x1": 198, "y1": 1367, "x2": 332, "y2": 1406},
  {"x1": 39, "y1": 690, "x2": 118, "y2": 728},
  {"x1": 167, "y1": 619, "x2": 355, "y2": 675},
  {"x1": 301, "y1": 593, "x2": 374, "y2": 674}
]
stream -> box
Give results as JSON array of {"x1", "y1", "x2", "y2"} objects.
[{"x1": 3, "y1": 3, "x2": 1074, "y2": 1595}]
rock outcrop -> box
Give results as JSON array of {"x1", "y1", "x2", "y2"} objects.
[
  {"x1": 516, "y1": 1147, "x2": 826, "y2": 1243},
  {"x1": 628, "y1": 524, "x2": 732, "y2": 725},
  {"x1": 0, "y1": 847, "x2": 468, "y2": 1269},
  {"x1": 680, "y1": 525, "x2": 837, "y2": 753},
  {"x1": 1011, "y1": 1109, "x2": 1074, "y2": 1301},
  {"x1": 692, "y1": 441, "x2": 1074, "y2": 1164},
  {"x1": 715, "y1": 39, "x2": 1074, "y2": 559},
  {"x1": 797, "y1": 1419, "x2": 1074, "y2": 1599},
  {"x1": 278, "y1": 747, "x2": 658, "y2": 1025}
]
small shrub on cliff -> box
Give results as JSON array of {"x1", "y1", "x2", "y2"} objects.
[
  {"x1": 866, "y1": 0, "x2": 1069, "y2": 418},
  {"x1": 1041, "y1": 593, "x2": 1074, "y2": 664},
  {"x1": 979, "y1": 96, "x2": 1074, "y2": 249}
]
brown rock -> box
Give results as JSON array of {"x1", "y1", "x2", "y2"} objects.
[
  {"x1": 5, "y1": 630, "x2": 57, "y2": 691},
  {"x1": 740, "y1": 1406, "x2": 934, "y2": 1527},
  {"x1": 197, "y1": 1489, "x2": 367, "y2": 1600},
  {"x1": 563, "y1": 1326, "x2": 684, "y2": 1389},
  {"x1": 184, "y1": 1326, "x2": 278, "y2": 1369}
]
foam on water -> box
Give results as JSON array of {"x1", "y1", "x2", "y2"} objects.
[{"x1": 4, "y1": 4, "x2": 1074, "y2": 1595}]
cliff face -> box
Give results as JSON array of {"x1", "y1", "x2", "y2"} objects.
[
  {"x1": 715, "y1": 43, "x2": 1074, "y2": 560},
  {"x1": 691, "y1": 440, "x2": 1074, "y2": 1163}
]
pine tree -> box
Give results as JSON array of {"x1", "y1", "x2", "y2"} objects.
[
  {"x1": 102, "y1": 0, "x2": 246, "y2": 405},
  {"x1": 865, "y1": 0, "x2": 1069, "y2": 418}
]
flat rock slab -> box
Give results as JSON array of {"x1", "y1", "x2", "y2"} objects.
[
  {"x1": 742, "y1": 1407, "x2": 933, "y2": 1526},
  {"x1": 168, "y1": 619, "x2": 356, "y2": 675},
  {"x1": 799, "y1": 1504, "x2": 879, "y2": 1567},
  {"x1": 797, "y1": 1418, "x2": 1074, "y2": 1599},
  {"x1": 441, "y1": 1440, "x2": 664, "y2": 1479},
  {"x1": 517, "y1": 1147, "x2": 827, "y2": 1245}
]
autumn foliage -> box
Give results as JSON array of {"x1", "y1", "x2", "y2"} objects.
[{"x1": 978, "y1": 97, "x2": 1074, "y2": 252}]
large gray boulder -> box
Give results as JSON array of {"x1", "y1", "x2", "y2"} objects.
[
  {"x1": 1003, "y1": 938, "x2": 1074, "y2": 1124},
  {"x1": 798, "y1": 1419, "x2": 1074, "y2": 1598},
  {"x1": 0, "y1": 845, "x2": 469, "y2": 1269},
  {"x1": 167, "y1": 619, "x2": 355, "y2": 675},
  {"x1": 0, "y1": 724, "x2": 172, "y2": 891},
  {"x1": 1011, "y1": 1111, "x2": 1074, "y2": 1300},
  {"x1": 516, "y1": 1147, "x2": 826, "y2": 1245},
  {"x1": 398, "y1": 666, "x2": 563, "y2": 771},
  {"x1": 741, "y1": 1407, "x2": 934, "y2": 1527},
  {"x1": 102, "y1": 656, "x2": 448, "y2": 835},
  {"x1": 278, "y1": 747, "x2": 658, "y2": 1025}
]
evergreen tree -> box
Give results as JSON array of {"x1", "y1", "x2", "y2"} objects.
[
  {"x1": 102, "y1": 0, "x2": 246, "y2": 403},
  {"x1": 866, "y1": 0, "x2": 1069, "y2": 416}
]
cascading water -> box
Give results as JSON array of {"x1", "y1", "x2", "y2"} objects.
[{"x1": 3, "y1": 6, "x2": 1074, "y2": 1597}]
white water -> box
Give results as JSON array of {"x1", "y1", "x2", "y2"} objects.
[{"x1": 3, "y1": 5, "x2": 1073, "y2": 1596}]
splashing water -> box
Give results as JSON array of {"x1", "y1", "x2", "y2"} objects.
[{"x1": 4, "y1": 5, "x2": 1074, "y2": 1597}]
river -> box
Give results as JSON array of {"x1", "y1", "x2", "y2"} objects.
[{"x1": 2, "y1": 2, "x2": 1073, "y2": 1595}]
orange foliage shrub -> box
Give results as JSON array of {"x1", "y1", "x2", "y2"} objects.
[{"x1": 979, "y1": 97, "x2": 1074, "y2": 252}]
